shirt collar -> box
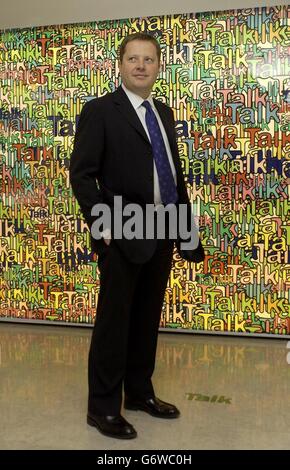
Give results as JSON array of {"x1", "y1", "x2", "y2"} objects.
[{"x1": 122, "y1": 83, "x2": 155, "y2": 110}]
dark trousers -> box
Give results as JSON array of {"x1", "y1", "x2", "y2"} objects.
[{"x1": 88, "y1": 237, "x2": 174, "y2": 416}]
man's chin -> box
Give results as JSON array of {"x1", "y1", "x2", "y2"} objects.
[
  {"x1": 130, "y1": 84, "x2": 151, "y2": 97},
  {"x1": 133, "y1": 80, "x2": 149, "y2": 89}
]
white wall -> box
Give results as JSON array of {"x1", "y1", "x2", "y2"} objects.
[{"x1": 0, "y1": 0, "x2": 288, "y2": 29}]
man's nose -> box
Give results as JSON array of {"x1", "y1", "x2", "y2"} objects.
[{"x1": 136, "y1": 60, "x2": 146, "y2": 69}]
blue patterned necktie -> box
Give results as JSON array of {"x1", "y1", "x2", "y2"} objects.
[{"x1": 142, "y1": 100, "x2": 178, "y2": 205}]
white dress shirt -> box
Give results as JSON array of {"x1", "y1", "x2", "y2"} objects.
[
  {"x1": 101, "y1": 85, "x2": 178, "y2": 241},
  {"x1": 121, "y1": 83, "x2": 177, "y2": 206}
]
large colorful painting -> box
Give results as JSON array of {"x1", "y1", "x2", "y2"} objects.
[{"x1": 0, "y1": 5, "x2": 289, "y2": 335}]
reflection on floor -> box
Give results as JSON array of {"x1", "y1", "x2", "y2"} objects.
[{"x1": 0, "y1": 322, "x2": 289, "y2": 450}]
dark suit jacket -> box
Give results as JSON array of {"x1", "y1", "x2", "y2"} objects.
[{"x1": 69, "y1": 86, "x2": 204, "y2": 264}]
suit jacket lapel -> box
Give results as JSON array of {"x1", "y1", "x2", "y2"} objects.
[
  {"x1": 113, "y1": 87, "x2": 182, "y2": 183},
  {"x1": 112, "y1": 86, "x2": 150, "y2": 145}
]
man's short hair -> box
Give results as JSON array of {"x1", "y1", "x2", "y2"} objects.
[{"x1": 119, "y1": 32, "x2": 161, "y2": 63}]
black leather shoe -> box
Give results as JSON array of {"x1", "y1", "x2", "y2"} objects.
[
  {"x1": 124, "y1": 396, "x2": 180, "y2": 419},
  {"x1": 87, "y1": 413, "x2": 137, "y2": 439}
]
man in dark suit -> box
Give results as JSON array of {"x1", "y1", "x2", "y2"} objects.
[{"x1": 70, "y1": 32, "x2": 204, "y2": 440}]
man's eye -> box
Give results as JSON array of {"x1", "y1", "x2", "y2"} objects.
[{"x1": 146, "y1": 58, "x2": 153, "y2": 63}]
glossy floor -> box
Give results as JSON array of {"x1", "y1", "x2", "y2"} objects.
[{"x1": 0, "y1": 322, "x2": 289, "y2": 450}]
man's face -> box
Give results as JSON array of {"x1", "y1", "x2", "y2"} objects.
[{"x1": 119, "y1": 40, "x2": 160, "y2": 98}]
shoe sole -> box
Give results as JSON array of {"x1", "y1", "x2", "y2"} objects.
[
  {"x1": 124, "y1": 404, "x2": 180, "y2": 419},
  {"x1": 87, "y1": 416, "x2": 137, "y2": 439}
]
